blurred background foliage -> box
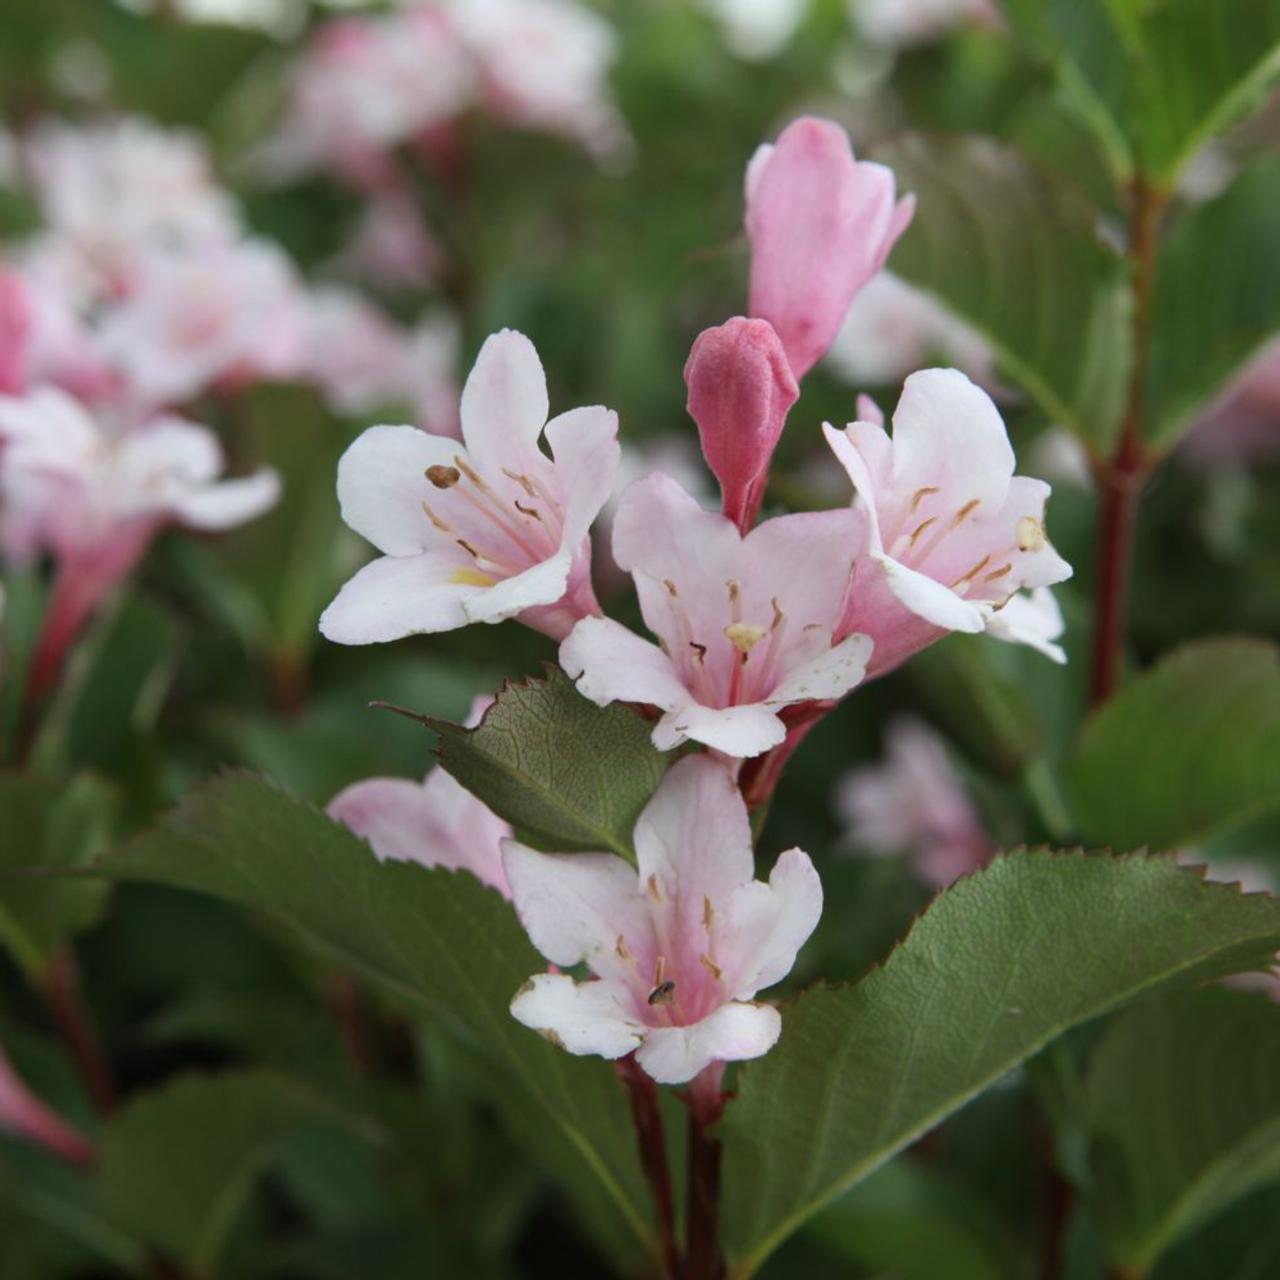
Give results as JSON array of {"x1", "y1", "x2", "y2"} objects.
[{"x1": 1, "y1": 1, "x2": 1279, "y2": 1278}]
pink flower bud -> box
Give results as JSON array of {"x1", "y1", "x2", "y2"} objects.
[
  {"x1": 0, "y1": 1042, "x2": 95, "y2": 1167},
  {"x1": 745, "y1": 116, "x2": 915, "y2": 380},
  {"x1": 683, "y1": 316, "x2": 798, "y2": 530},
  {"x1": 0, "y1": 271, "x2": 31, "y2": 395}
]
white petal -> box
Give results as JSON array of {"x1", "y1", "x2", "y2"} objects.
[
  {"x1": 462, "y1": 550, "x2": 571, "y2": 624},
  {"x1": 635, "y1": 1002, "x2": 781, "y2": 1085},
  {"x1": 879, "y1": 553, "x2": 989, "y2": 633},
  {"x1": 824, "y1": 421, "x2": 888, "y2": 554},
  {"x1": 652, "y1": 702, "x2": 786, "y2": 758},
  {"x1": 458, "y1": 329, "x2": 549, "y2": 476},
  {"x1": 560, "y1": 616, "x2": 690, "y2": 713},
  {"x1": 319, "y1": 549, "x2": 481, "y2": 643},
  {"x1": 545, "y1": 404, "x2": 620, "y2": 550},
  {"x1": 766, "y1": 631, "x2": 873, "y2": 705},
  {"x1": 985, "y1": 587, "x2": 1067, "y2": 664},
  {"x1": 118, "y1": 418, "x2": 224, "y2": 485},
  {"x1": 510, "y1": 973, "x2": 645, "y2": 1060},
  {"x1": 172, "y1": 469, "x2": 280, "y2": 530},
  {"x1": 336, "y1": 424, "x2": 459, "y2": 556},
  {"x1": 502, "y1": 841, "x2": 652, "y2": 976},
  {"x1": 722, "y1": 848, "x2": 823, "y2": 997}
]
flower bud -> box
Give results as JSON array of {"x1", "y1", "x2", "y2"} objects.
[
  {"x1": 745, "y1": 116, "x2": 915, "y2": 380},
  {"x1": 683, "y1": 316, "x2": 798, "y2": 530}
]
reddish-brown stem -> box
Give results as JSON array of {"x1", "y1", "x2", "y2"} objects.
[
  {"x1": 326, "y1": 974, "x2": 374, "y2": 1079},
  {"x1": 616, "y1": 1056, "x2": 681, "y2": 1279},
  {"x1": 43, "y1": 946, "x2": 115, "y2": 1116},
  {"x1": 739, "y1": 699, "x2": 834, "y2": 812},
  {"x1": 1088, "y1": 176, "x2": 1166, "y2": 706},
  {"x1": 684, "y1": 1068, "x2": 727, "y2": 1280}
]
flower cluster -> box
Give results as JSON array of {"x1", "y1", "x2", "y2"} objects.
[
  {"x1": 325, "y1": 114, "x2": 1072, "y2": 1085},
  {"x1": 259, "y1": 0, "x2": 629, "y2": 184}
]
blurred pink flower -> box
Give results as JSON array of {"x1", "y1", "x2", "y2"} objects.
[
  {"x1": 507, "y1": 755, "x2": 822, "y2": 1084},
  {"x1": 825, "y1": 369, "x2": 1072, "y2": 677},
  {"x1": 1183, "y1": 339, "x2": 1280, "y2": 466},
  {"x1": 329, "y1": 698, "x2": 511, "y2": 896},
  {"x1": 746, "y1": 116, "x2": 914, "y2": 380},
  {"x1": 561, "y1": 473, "x2": 872, "y2": 758},
  {"x1": 0, "y1": 1041, "x2": 94, "y2": 1167},
  {"x1": 835, "y1": 715, "x2": 990, "y2": 888},
  {"x1": 684, "y1": 316, "x2": 798, "y2": 531},
  {"x1": 97, "y1": 241, "x2": 307, "y2": 410},
  {"x1": 855, "y1": 0, "x2": 1002, "y2": 48},
  {"x1": 0, "y1": 388, "x2": 279, "y2": 694},
  {"x1": 338, "y1": 192, "x2": 443, "y2": 290},
  {"x1": 0, "y1": 270, "x2": 30, "y2": 394},
  {"x1": 320, "y1": 329, "x2": 617, "y2": 645}
]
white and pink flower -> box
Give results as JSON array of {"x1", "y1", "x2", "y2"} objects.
[
  {"x1": 561, "y1": 473, "x2": 872, "y2": 758},
  {"x1": 825, "y1": 368, "x2": 1072, "y2": 677},
  {"x1": 320, "y1": 329, "x2": 618, "y2": 645},
  {"x1": 507, "y1": 755, "x2": 822, "y2": 1084}
]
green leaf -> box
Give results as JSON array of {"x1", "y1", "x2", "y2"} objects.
[
  {"x1": 0, "y1": 774, "x2": 115, "y2": 982},
  {"x1": 432, "y1": 666, "x2": 672, "y2": 859},
  {"x1": 999, "y1": 0, "x2": 1280, "y2": 184},
  {"x1": 94, "y1": 1070, "x2": 373, "y2": 1275},
  {"x1": 98, "y1": 774, "x2": 653, "y2": 1255},
  {"x1": 720, "y1": 848, "x2": 1280, "y2": 1275},
  {"x1": 870, "y1": 133, "x2": 1130, "y2": 449},
  {"x1": 1085, "y1": 988, "x2": 1280, "y2": 1271},
  {"x1": 1147, "y1": 160, "x2": 1280, "y2": 448},
  {"x1": 1067, "y1": 638, "x2": 1280, "y2": 852}
]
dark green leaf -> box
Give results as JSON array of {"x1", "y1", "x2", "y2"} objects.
[
  {"x1": 870, "y1": 133, "x2": 1130, "y2": 449},
  {"x1": 1147, "y1": 160, "x2": 1280, "y2": 448},
  {"x1": 98, "y1": 775, "x2": 653, "y2": 1254},
  {"x1": 1067, "y1": 638, "x2": 1280, "y2": 851},
  {"x1": 721, "y1": 848, "x2": 1280, "y2": 1275},
  {"x1": 1085, "y1": 988, "x2": 1280, "y2": 1271},
  {"x1": 0, "y1": 774, "x2": 115, "y2": 982},
  {"x1": 432, "y1": 666, "x2": 672, "y2": 858}
]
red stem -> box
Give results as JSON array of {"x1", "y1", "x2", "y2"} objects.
[
  {"x1": 43, "y1": 946, "x2": 115, "y2": 1116},
  {"x1": 616, "y1": 1055, "x2": 681, "y2": 1279},
  {"x1": 683, "y1": 1069, "x2": 727, "y2": 1280}
]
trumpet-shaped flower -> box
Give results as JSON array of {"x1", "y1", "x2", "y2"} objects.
[
  {"x1": 320, "y1": 329, "x2": 618, "y2": 645},
  {"x1": 561, "y1": 473, "x2": 872, "y2": 758},
  {"x1": 0, "y1": 388, "x2": 279, "y2": 693},
  {"x1": 825, "y1": 368, "x2": 1072, "y2": 677},
  {"x1": 507, "y1": 755, "x2": 822, "y2": 1084},
  {"x1": 746, "y1": 116, "x2": 914, "y2": 380},
  {"x1": 329, "y1": 697, "x2": 511, "y2": 895}
]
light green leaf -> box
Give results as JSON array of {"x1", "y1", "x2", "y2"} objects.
[
  {"x1": 721, "y1": 848, "x2": 1280, "y2": 1276},
  {"x1": 432, "y1": 666, "x2": 672, "y2": 859},
  {"x1": 1147, "y1": 160, "x2": 1280, "y2": 449},
  {"x1": 97, "y1": 775, "x2": 653, "y2": 1256},
  {"x1": 95, "y1": 1070, "x2": 373, "y2": 1275},
  {"x1": 870, "y1": 133, "x2": 1130, "y2": 449},
  {"x1": 1067, "y1": 638, "x2": 1280, "y2": 851},
  {"x1": 0, "y1": 773, "x2": 115, "y2": 982},
  {"x1": 1085, "y1": 988, "x2": 1280, "y2": 1271}
]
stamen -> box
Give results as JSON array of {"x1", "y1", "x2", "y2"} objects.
[
  {"x1": 770, "y1": 598, "x2": 785, "y2": 631},
  {"x1": 703, "y1": 896, "x2": 714, "y2": 929},
  {"x1": 647, "y1": 874, "x2": 663, "y2": 903},
  {"x1": 663, "y1": 578, "x2": 679, "y2": 597},
  {"x1": 421, "y1": 501, "x2": 451, "y2": 532},
  {"x1": 513, "y1": 500, "x2": 544, "y2": 523},
  {"x1": 456, "y1": 538, "x2": 480, "y2": 558},
  {"x1": 908, "y1": 515, "x2": 938, "y2": 546},
  {"x1": 449, "y1": 567, "x2": 496, "y2": 587},
  {"x1": 983, "y1": 563, "x2": 1013, "y2": 583},
  {"x1": 952, "y1": 554, "x2": 991, "y2": 589},
  {"x1": 689, "y1": 641, "x2": 707, "y2": 664},
  {"x1": 648, "y1": 981, "x2": 676, "y2": 1006},
  {"x1": 653, "y1": 956, "x2": 666, "y2": 986},
  {"x1": 699, "y1": 954, "x2": 722, "y2": 980},
  {"x1": 911, "y1": 485, "x2": 940, "y2": 513},
  {"x1": 725, "y1": 622, "x2": 767, "y2": 655},
  {"x1": 502, "y1": 468, "x2": 538, "y2": 498},
  {"x1": 952, "y1": 498, "x2": 981, "y2": 526},
  {"x1": 726, "y1": 580, "x2": 741, "y2": 605},
  {"x1": 616, "y1": 934, "x2": 631, "y2": 960},
  {"x1": 426, "y1": 465, "x2": 460, "y2": 489},
  {"x1": 454, "y1": 455, "x2": 490, "y2": 492},
  {"x1": 1017, "y1": 516, "x2": 1047, "y2": 552}
]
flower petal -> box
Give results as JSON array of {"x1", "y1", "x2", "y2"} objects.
[
  {"x1": 319, "y1": 548, "x2": 482, "y2": 643},
  {"x1": 462, "y1": 549, "x2": 571, "y2": 624},
  {"x1": 171, "y1": 469, "x2": 280, "y2": 530},
  {"x1": 561, "y1": 616, "x2": 690, "y2": 713},
  {"x1": 764, "y1": 630, "x2": 874, "y2": 705},
  {"x1": 510, "y1": 973, "x2": 645, "y2": 1060},
  {"x1": 635, "y1": 1001, "x2": 781, "y2": 1084},
  {"x1": 878, "y1": 553, "x2": 989, "y2": 633},
  {"x1": 545, "y1": 404, "x2": 620, "y2": 550},
  {"x1": 336, "y1": 423, "x2": 460, "y2": 555},
  {"x1": 985, "y1": 586, "x2": 1067, "y2": 664},
  {"x1": 458, "y1": 329, "x2": 550, "y2": 477},
  {"x1": 652, "y1": 701, "x2": 786, "y2": 758}
]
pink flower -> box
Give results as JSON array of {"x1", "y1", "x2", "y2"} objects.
[
  {"x1": 0, "y1": 1041, "x2": 94, "y2": 1167},
  {"x1": 835, "y1": 716, "x2": 990, "y2": 889},
  {"x1": 97, "y1": 241, "x2": 306, "y2": 410},
  {"x1": 506, "y1": 755, "x2": 822, "y2": 1084},
  {"x1": 329, "y1": 697, "x2": 511, "y2": 896},
  {"x1": 825, "y1": 368, "x2": 1072, "y2": 678},
  {"x1": 0, "y1": 389, "x2": 279, "y2": 694},
  {"x1": 745, "y1": 116, "x2": 914, "y2": 380},
  {"x1": 303, "y1": 286, "x2": 414, "y2": 417},
  {"x1": 684, "y1": 316, "x2": 798, "y2": 531},
  {"x1": 338, "y1": 192, "x2": 442, "y2": 290},
  {"x1": 320, "y1": 329, "x2": 618, "y2": 645},
  {"x1": 560, "y1": 473, "x2": 872, "y2": 758},
  {"x1": 0, "y1": 270, "x2": 31, "y2": 394}
]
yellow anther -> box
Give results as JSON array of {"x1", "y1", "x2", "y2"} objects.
[
  {"x1": 724, "y1": 622, "x2": 767, "y2": 655},
  {"x1": 1017, "y1": 516, "x2": 1046, "y2": 552}
]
